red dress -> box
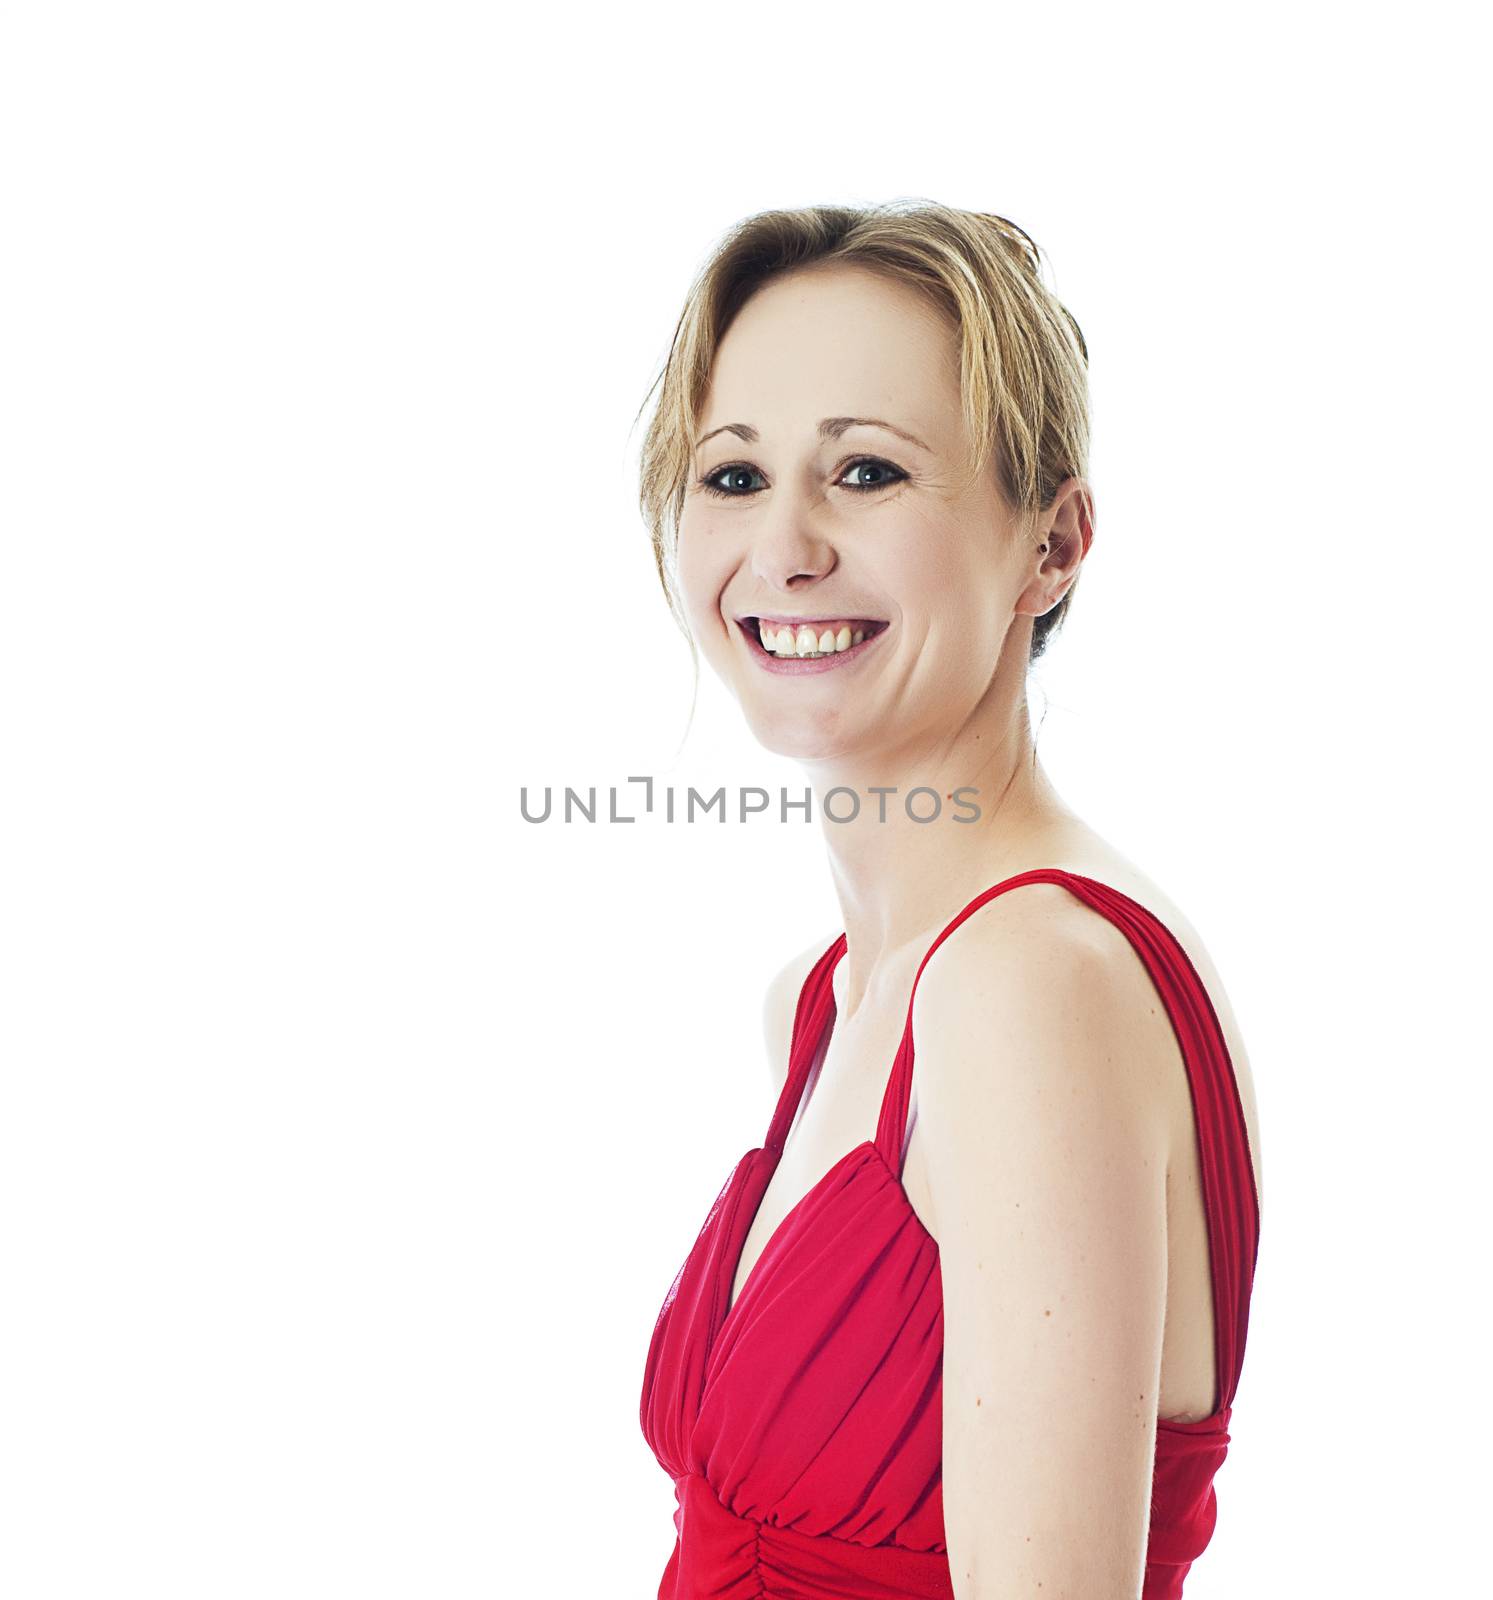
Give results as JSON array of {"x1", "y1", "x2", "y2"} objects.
[{"x1": 639, "y1": 869, "x2": 1261, "y2": 1599}]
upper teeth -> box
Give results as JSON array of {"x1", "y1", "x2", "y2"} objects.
[{"x1": 760, "y1": 621, "x2": 871, "y2": 657}]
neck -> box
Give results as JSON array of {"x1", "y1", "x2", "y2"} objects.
[{"x1": 809, "y1": 681, "x2": 1080, "y2": 1017}]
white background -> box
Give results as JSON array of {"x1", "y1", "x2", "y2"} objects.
[{"x1": 2, "y1": 3, "x2": 1487, "y2": 1595}]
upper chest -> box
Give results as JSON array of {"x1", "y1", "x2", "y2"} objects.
[{"x1": 728, "y1": 960, "x2": 924, "y2": 1315}]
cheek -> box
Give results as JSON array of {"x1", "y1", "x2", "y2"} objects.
[
  {"x1": 880, "y1": 524, "x2": 978, "y2": 623},
  {"x1": 883, "y1": 519, "x2": 1008, "y2": 660},
  {"x1": 674, "y1": 519, "x2": 727, "y2": 632}
]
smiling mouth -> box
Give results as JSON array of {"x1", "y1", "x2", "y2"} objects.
[{"x1": 738, "y1": 616, "x2": 891, "y2": 659}]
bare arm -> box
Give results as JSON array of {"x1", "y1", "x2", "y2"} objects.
[{"x1": 913, "y1": 886, "x2": 1173, "y2": 1600}]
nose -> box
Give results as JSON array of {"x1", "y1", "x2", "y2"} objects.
[{"x1": 748, "y1": 502, "x2": 840, "y2": 592}]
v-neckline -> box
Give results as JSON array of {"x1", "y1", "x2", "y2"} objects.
[
  {"x1": 723, "y1": 966, "x2": 851, "y2": 1331},
  {"x1": 719, "y1": 1137, "x2": 884, "y2": 1330},
  {"x1": 717, "y1": 939, "x2": 935, "y2": 1332}
]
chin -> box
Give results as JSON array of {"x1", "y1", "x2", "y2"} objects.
[{"x1": 741, "y1": 703, "x2": 859, "y2": 762}]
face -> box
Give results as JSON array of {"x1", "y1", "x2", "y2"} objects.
[{"x1": 677, "y1": 263, "x2": 1059, "y2": 764}]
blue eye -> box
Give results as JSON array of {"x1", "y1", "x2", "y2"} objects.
[
  {"x1": 701, "y1": 464, "x2": 765, "y2": 497},
  {"x1": 696, "y1": 456, "x2": 908, "y2": 499}
]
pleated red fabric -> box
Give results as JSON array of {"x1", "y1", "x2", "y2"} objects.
[{"x1": 640, "y1": 869, "x2": 1261, "y2": 1599}]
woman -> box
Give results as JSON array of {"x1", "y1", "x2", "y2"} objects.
[{"x1": 637, "y1": 201, "x2": 1263, "y2": 1600}]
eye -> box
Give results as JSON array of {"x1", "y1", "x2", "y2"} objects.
[
  {"x1": 695, "y1": 455, "x2": 909, "y2": 500},
  {"x1": 839, "y1": 457, "x2": 905, "y2": 492},
  {"x1": 699, "y1": 463, "x2": 765, "y2": 498}
]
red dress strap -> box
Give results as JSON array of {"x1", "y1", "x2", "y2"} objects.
[
  {"x1": 871, "y1": 866, "x2": 1261, "y2": 1414},
  {"x1": 763, "y1": 934, "x2": 848, "y2": 1155}
]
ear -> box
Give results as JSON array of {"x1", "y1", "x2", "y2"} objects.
[{"x1": 1017, "y1": 477, "x2": 1093, "y2": 617}]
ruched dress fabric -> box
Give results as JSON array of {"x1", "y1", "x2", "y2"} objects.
[{"x1": 640, "y1": 869, "x2": 1261, "y2": 1600}]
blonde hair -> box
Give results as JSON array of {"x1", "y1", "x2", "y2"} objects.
[{"x1": 633, "y1": 197, "x2": 1092, "y2": 699}]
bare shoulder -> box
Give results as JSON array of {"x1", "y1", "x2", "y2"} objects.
[
  {"x1": 761, "y1": 931, "x2": 839, "y2": 1096},
  {"x1": 911, "y1": 881, "x2": 1180, "y2": 1170},
  {"x1": 912, "y1": 859, "x2": 1265, "y2": 1222}
]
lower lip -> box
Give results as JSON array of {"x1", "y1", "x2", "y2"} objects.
[{"x1": 738, "y1": 620, "x2": 890, "y2": 676}]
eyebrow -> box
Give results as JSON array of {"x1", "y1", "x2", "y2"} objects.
[{"x1": 693, "y1": 416, "x2": 932, "y2": 454}]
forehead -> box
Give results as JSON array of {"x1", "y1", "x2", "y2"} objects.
[{"x1": 698, "y1": 265, "x2": 963, "y2": 442}]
